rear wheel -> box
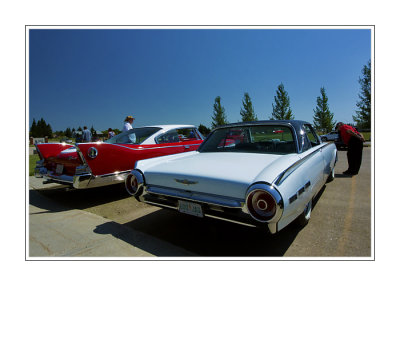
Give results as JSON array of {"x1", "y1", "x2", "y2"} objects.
[
  {"x1": 327, "y1": 167, "x2": 335, "y2": 182},
  {"x1": 296, "y1": 200, "x2": 312, "y2": 227}
]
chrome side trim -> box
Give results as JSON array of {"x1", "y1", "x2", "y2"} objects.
[
  {"x1": 145, "y1": 185, "x2": 244, "y2": 208},
  {"x1": 99, "y1": 170, "x2": 131, "y2": 178},
  {"x1": 112, "y1": 143, "x2": 201, "y2": 151},
  {"x1": 273, "y1": 143, "x2": 334, "y2": 186}
]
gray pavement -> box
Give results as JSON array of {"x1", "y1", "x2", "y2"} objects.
[{"x1": 29, "y1": 177, "x2": 195, "y2": 258}]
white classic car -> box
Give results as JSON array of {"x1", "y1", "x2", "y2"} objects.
[{"x1": 125, "y1": 120, "x2": 337, "y2": 234}]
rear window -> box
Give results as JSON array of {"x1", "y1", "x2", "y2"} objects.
[
  {"x1": 105, "y1": 127, "x2": 161, "y2": 144},
  {"x1": 199, "y1": 125, "x2": 296, "y2": 154}
]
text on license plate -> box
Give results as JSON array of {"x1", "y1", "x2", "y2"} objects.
[
  {"x1": 56, "y1": 164, "x2": 64, "y2": 174},
  {"x1": 178, "y1": 200, "x2": 203, "y2": 217}
]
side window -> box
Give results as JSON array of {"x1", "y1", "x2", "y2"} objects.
[
  {"x1": 303, "y1": 124, "x2": 320, "y2": 147},
  {"x1": 157, "y1": 130, "x2": 180, "y2": 143},
  {"x1": 176, "y1": 128, "x2": 201, "y2": 141},
  {"x1": 115, "y1": 130, "x2": 136, "y2": 144}
]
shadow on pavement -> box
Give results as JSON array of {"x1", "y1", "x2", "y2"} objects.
[
  {"x1": 119, "y1": 208, "x2": 302, "y2": 257},
  {"x1": 31, "y1": 183, "x2": 130, "y2": 211},
  {"x1": 93, "y1": 222, "x2": 195, "y2": 257},
  {"x1": 119, "y1": 186, "x2": 327, "y2": 257}
]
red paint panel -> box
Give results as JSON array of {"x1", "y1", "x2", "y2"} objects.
[
  {"x1": 35, "y1": 143, "x2": 74, "y2": 159},
  {"x1": 77, "y1": 140, "x2": 202, "y2": 176}
]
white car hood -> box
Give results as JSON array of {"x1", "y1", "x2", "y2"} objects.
[{"x1": 139, "y1": 152, "x2": 300, "y2": 199}]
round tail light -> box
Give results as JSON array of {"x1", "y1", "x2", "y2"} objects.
[
  {"x1": 125, "y1": 170, "x2": 144, "y2": 196},
  {"x1": 246, "y1": 187, "x2": 280, "y2": 222},
  {"x1": 126, "y1": 174, "x2": 139, "y2": 195}
]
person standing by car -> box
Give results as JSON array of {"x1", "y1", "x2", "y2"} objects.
[
  {"x1": 123, "y1": 115, "x2": 135, "y2": 132},
  {"x1": 123, "y1": 115, "x2": 136, "y2": 143},
  {"x1": 336, "y1": 122, "x2": 365, "y2": 175},
  {"x1": 82, "y1": 126, "x2": 92, "y2": 142}
]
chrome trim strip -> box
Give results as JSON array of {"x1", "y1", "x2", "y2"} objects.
[
  {"x1": 99, "y1": 170, "x2": 131, "y2": 178},
  {"x1": 145, "y1": 185, "x2": 244, "y2": 208},
  {"x1": 273, "y1": 145, "x2": 327, "y2": 186},
  {"x1": 112, "y1": 143, "x2": 201, "y2": 151}
]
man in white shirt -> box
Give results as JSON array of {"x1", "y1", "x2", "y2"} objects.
[
  {"x1": 123, "y1": 115, "x2": 136, "y2": 143},
  {"x1": 123, "y1": 115, "x2": 135, "y2": 131}
]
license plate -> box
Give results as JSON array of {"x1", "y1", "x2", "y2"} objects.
[
  {"x1": 178, "y1": 200, "x2": 203, "y2": 217},
  {"x1": 56, "y1": 164, "x2": 64, "y2": 174}
]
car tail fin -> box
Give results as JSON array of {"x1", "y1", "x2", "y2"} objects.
[{"x1": 34, "y1": 143, "x2": 74, "y2": 160}]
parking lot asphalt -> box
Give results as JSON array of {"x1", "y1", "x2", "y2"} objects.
[{"x1": 28, "y1": 147, "x2": 372, "y2": 259}]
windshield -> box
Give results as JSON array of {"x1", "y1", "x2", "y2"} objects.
[
  {"x1": 198, "y1": 125, "x2": 296, "y2": 154},
  {"x1": 105, "y1": 127, "x2": 162, "y2": 144}
]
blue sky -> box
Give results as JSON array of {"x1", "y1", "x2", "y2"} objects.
[{"x1": 29, "y1": 28, "x2": 371, "y2": 132}]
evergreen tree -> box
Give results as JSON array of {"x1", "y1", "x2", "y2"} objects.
[
  {"x1": 90, "y1": 125, "x2": 96, "y2": 136},
  {"x1": 353, "y1": 60, "x2": 371, "y2": 129},
  {"x1": 198, "y1": 124, "x2": 211, "y2": 136},
  {"x1": 270, "y1": 83, "x2": 294, "y2": 120},
  {"x1": 312, "y1": 87, "x2": 335, "y2": 133},
  {"x1": 30, "y1": 118, "x2": 37, "y2": 137},
  {"x1": 37, "y1": 118, "x2": 46, "y2": 136},
  {"x1": 211, "y1": 96, "x2": 228, "y2": 129},
  {"x1": 65, "y1": 127, "x2": 72, "y2": 138},
  {"x1": 46, "y1": 123, "x2": 53, "y2": 137},
  {"x1": 240, "y1": 92, "x2": 257, "y2": 122}
]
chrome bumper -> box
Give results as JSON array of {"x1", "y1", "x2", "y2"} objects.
[
  {"x1": 34, "y1": 164, "x2": 129, "y2": 189},
  {"x1": 137, "y1": 185, "x2": 278, "y2": 233}
]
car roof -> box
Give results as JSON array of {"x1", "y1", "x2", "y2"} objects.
[
  {"x1": 145, "y1": 124, "x2": 196, "y2": 130},
  {"x1": 213, "y1": 120, "x2": 310, "y2": 131}
]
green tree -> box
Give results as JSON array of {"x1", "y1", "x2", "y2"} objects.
[
  {"x1": 30, "y1": 118, "x2": 37, "y2": 137},
  {"x1": 37, "y1": 118, "x2": 46, "y2": 136},
  {"x1": 312, "y1": 87, "x2": 335, "y2": 133},
  {"x1": 270, "y1": 83, "x2": 294, "y2": 120},
  {"x1": 46, "y1": 123, "x2": 53, "y2": 137},
  {"x1": 240, "y1": 92, "x2": 258, "y2": 122},
  {"x1": 198, "y1": 124, "x2": 211, "y2": 136},
  {"x1": 353, "y1": 60, "x2": 371, "y2": 129},
  {"x1": 65, "y1": 127, "x2": 72, "y2": 138},
  {"x1": 211, "y1": 96, "x2": 228, "y2": 129}
]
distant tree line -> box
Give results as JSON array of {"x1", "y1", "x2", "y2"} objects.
[
  {"x1": 199, "y1": 60, "x2": 371, "y2": 134},
  {"x1": 29, "y1": 118, "x2": 53, "y2": 138},
  {"x1": 30, "y1": 119, "x2": 122, "y2": 142}
]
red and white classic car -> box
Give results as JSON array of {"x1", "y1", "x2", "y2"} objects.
[{"x1": 34, "y1": 125, "x2": 204, "y2": 189}]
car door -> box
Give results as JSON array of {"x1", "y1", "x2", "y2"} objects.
[{"x1": 299, "y1": 124, "x2": 325, "y2": 193}]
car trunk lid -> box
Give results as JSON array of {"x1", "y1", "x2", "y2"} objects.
[{"x1": 142, "y1": 152, "x2": 299, "y2": 199}]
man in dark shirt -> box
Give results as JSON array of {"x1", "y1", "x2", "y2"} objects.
[
  {"x1": 336, "y1": 122, "x2": 365, "y2": 175},
  {"x1": 82, "y1": 126, "x2": 92, "y2": 142}
]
